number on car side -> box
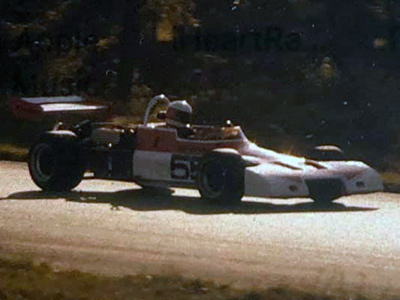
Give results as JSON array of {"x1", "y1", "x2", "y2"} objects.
[{"x1": 170, "y1": 154, "x2": 200, "y2": 180}]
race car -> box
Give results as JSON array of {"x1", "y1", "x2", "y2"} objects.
[{"x1": 16, "y1": 94, "x2": 383, "y2": 205}]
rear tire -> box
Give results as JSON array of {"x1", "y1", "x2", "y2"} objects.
[
  {"x1": 197, "y1": 151, "x2": 244, "y2": 206},
  {"x1": 29, "y1": 133, "x2": 84, "y2": 191}
]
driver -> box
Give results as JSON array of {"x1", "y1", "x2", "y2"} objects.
[{"x1": 165, "y1": 100, "x2": 194, "y2": 138}]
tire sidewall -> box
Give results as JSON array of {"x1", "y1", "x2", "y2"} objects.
[
  {"x1": 29, "y1": 142, "x2": 57, "y2": 189},
  {"x1": 29, "y1": 133, "x2": 84, "y2": 191},
  {"x1": 197, "y1": 151, "x2": 244, "y2": 205}
]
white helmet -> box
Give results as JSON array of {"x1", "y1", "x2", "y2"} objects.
[{"x1": 166, "y1": 100, "x2": 192, "y2": 128}]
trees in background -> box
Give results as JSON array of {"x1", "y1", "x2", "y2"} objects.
[
  {"x1": 1, "y1": 0, "x2": 399, "y2": 100},
  {"x1": 1, "y1": 0, "x2": 400, "y2": 162}
]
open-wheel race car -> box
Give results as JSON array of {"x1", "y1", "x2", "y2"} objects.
[{"x1": 12, "y1": 94, "x2": 383, "y2": 205}]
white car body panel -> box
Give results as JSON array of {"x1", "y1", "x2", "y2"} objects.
[
  {"x1": 241, "y1": 143, "x2": 383, "y2": 198},
  {"x1": 133, "y1": 150, "x2": 173, "y2": 182}
]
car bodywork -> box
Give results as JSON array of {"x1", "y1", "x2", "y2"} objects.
[
  {"x1": 131, "y1": 123, "x2": 382, "y2": 199},
  {"x1": 11, "y1": 95, "x2": 383, "y2": 204}
]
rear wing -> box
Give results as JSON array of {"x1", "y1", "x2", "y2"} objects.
[{"x1": 8, "y1": 96, "x2": 110, "y2": 121}]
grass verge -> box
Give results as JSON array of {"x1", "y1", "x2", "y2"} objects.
[
  {"x1": 0, "y1": 144, "x2": 28, "y2": 162},
  {"x1": 0, "y1": 255, "x2": 368, "y2": 300},
  {"x1": 380, "y1": 172, "x2": 400, "y2": 193}
]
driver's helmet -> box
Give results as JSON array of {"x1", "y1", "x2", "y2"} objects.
[{"x1": 166, "y1": 100, "x2": 192, "y2": 128}]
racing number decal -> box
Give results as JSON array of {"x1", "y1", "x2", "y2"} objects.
[{"x1": 170, "y1": 155, "x2": 200, "y2": 180}]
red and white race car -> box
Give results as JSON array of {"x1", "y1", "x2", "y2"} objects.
[{"x1": 15, "y1": 94, "x2": 383, "y2": 205}]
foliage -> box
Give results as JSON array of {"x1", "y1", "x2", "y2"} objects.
[
  {"x1": 1, "y1": 0, "x2": 400, "y2": 168},
  {"x1": 0, "y1": 255, "x2": 374, "y2": 300}
]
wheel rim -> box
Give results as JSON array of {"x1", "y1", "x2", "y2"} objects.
[
  {"x1": 200, "y1": 158, "x2": 227, "y2": 198},
  {"x1": 32, "y1": 144, "x2": 55, "y2": 181}
]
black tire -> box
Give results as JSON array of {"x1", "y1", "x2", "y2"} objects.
[
  {"x1": 307, "y1": 178, "x2": 344, "y2": 205},
  {"x1": 306, "y1": 145, "x2": 346, "y2": 161},
  {"x1": 197, "y1": 151, "x2": 244, "y2": 206},
  {"x1": 29, "y1": 132, "x2": 84, "y2": 191},
  {"x1": 310, "y1": 193, "x2": 338, "y2": 205}
]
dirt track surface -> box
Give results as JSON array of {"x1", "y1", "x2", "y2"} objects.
[{"x1": 1, "y1": 161, "x2": 400, "y2": 298}]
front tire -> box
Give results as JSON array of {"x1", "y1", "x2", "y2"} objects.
[
  {"x1": 197, "y1": 151, "x2": 244, "y2": 206},
  {"x1": 29, "y1": 135, "x2": 84, "y2": 191},
  {"x1": 307, "y1": 178, "x2": 344, "y2": 205},
  {"x1": 311, "y1": 195, "x2": 337, "y2": 205}
]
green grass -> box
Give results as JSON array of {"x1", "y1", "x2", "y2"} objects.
[
  {"x1": 0, "y1": 144, "x2": 28, "y2": 161},
  {"x1": 380, "y1": 171, "x2": 400, "y2": 193},
  {"x1": 0, "y1": 254, "x2": 333, "y2": 300},
  {"x1": 0, "y1": 255, "x2": 371, "y2": 300}
]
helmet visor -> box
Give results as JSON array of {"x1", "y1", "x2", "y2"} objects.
[{"x1": 174, "y1": 109, "x2": 191, "y2": 124}]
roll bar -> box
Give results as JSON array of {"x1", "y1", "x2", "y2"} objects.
[{"x1": 143, "y1": 94, "x2": 171, "y2": 126}]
